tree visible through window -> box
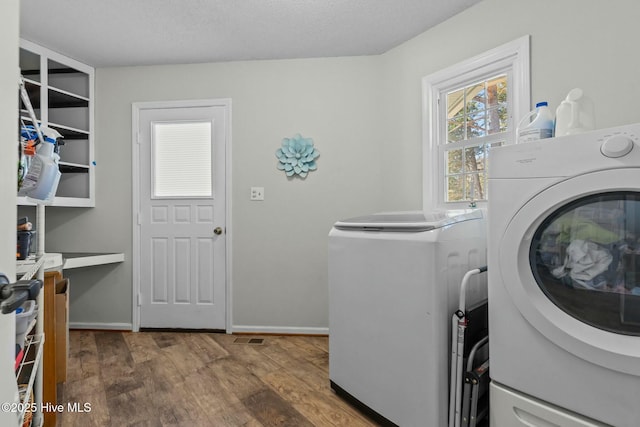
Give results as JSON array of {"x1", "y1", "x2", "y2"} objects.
[
  {"x1": 423, "y1": 36, "x2": 529, "y2": 211},
  {"x1": 444, "y1": 75, "x2": 508, "y2": 202}
]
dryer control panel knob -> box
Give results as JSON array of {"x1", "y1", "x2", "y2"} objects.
[{"x1": 601, "y1": 135, "x2": 634, "y2": 158}]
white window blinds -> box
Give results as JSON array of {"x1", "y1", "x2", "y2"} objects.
[{"x1": 152, "y1": 121, "x2": 212, "y2": 198}]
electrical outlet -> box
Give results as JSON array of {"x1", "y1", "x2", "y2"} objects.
[{"x1": 250, "y1": 187, "x2": 264, "y2": 201}]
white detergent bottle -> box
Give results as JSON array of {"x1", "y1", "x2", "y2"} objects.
[
  {"x1": 516, "y1": 102, "x2": 555, "y2": 144},
  {"x1": 18, "y1": 135, "x2": 62, "y2": 204}
]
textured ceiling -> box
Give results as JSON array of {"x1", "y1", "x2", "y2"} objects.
[{"x1": 19, "y1": 0, "x2": 480, "y2": 68}]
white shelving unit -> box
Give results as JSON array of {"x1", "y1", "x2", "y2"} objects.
[
  {"x1": 16, "y1": 57, "x2": 50, "y2": 427},
  {"x1": 18, "y1": 39, "x2": 95, "y2": 207},
  {"x1": 15, "y1": 207, "x2": 46, "y2": 427},
  {"x1": 15, "y1": 328, "x2": 44, "y2": 427}
]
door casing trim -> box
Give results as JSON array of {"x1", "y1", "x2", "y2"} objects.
[{"x1": 131, "y1": 99, "x2": 232, "y2": 333}]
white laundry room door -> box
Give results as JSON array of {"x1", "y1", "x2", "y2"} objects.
[{"x1": 135, "y1": 101, "x2": 229, "y2": 330}]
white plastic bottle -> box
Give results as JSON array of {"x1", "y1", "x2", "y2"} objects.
[
  {"x1": 555, "y1": 88, "x2": 596, "y2": 137},
  {"x1": 18, "y1": 137, "x2": 61, "y2": 203},
  {"x1": 517, "y1": 102, "x2": 555, "y2": 144}
]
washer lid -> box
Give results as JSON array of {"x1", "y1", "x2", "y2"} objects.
[{"x1": 333, "y1": 209, "x2": 483, "y2": 231}]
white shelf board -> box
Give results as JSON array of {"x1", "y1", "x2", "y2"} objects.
[
  {"x1": 48, "y1": 85, "x2": 90, "y2": 103},
  {"x1": 62, "y1": 252, "x2": 125, "y2": 269},
  {"x1": 17, "y1": 253, "x2": 63, "y2": 277}
]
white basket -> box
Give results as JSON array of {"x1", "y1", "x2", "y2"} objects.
[{"x1": 15, "y1": 300, "x2": 37, "y2": 348}]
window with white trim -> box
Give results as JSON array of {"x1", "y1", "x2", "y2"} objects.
[
  {"x1": 444, "y1": 74, "x2": 507, "y2": 202},
  {"x1": 422, "y1": 36, "x2": 530, "y2": 211}
]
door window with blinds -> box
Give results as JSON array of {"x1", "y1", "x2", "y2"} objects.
[{"x1": 151, "y1": 121, "x2": 213, "y2": 198}]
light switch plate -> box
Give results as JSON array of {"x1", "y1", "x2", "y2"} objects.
[{"x1": 250, "y1": 187, "x2": 264, "y2": 201}]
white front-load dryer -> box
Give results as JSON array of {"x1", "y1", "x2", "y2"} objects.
[{"x1": 488, "y1": 123, "x2": 640, "y2": 427}]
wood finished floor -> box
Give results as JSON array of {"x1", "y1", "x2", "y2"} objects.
[{"x1": 56, "y1": 330, "x2": 379, "y2": 427}]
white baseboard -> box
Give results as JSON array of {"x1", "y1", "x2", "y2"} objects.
[
  {"x1": 68, "y1": 322, "x2": 327, "y2": 335},
  {"x1": 69, "y1": 322, "x2": 133, "y2": 331},
  {"x1": 231, "y1": 325, "x2": 329, "y2": 335}
]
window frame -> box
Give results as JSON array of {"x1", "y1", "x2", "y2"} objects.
[
  {"x1": 443, "y1": 74, "x2": 508, "y2": 204},
  {"x1": 422, "y1": 36, "x2": 531, "y2": 211}
]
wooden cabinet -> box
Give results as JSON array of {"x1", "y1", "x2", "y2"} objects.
[
  {"x1": 18, "y1": 39, "x2": 95, "y2": 207},
  {"x1": 42, "y1": 270, "x2": 69, "y2": 427}
]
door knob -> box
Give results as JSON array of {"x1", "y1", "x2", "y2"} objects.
[{"x1": 214, "y1": 227, "x2": 223, "y2": 235}]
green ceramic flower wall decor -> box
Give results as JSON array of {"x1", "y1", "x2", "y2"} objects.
[{"x1": 275, "y1": 134, "x2": 319, "y2": 178}]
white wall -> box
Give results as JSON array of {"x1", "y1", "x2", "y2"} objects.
[
  {"x1": 41, "y1": 0, "x2": 640, "y2": 331},
  {"x1": 45, "y1": 56, "x2": 387, "y2": 331},
  {"x1": 0, "y1": 3, "x2": 19, "y2": 280},
  {"x1": 1, "y1": 0, "x2": 20, "y2": 424},
  {"x1": 379, "y1": 0, "x2": 640, "y2": 208}
]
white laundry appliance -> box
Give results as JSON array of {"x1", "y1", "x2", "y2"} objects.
[
  {"x1": 328, "y1": 210, "x2": 487, "y2": 427},
  {"x1": 488, "y1": 123, "x2": 640, "y2": 427}
]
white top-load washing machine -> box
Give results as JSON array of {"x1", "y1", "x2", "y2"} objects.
[
  {"x1": 488, "y1": 123, "x2": 640, "y2": 427},
  {"x1": 328, "y1": 210, "x2": 487, "y2": 427}
]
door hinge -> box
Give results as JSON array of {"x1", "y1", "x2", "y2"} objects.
[
  {"x1": 136, "y1": 132, "x2": 142, "y2": 144},
  {"x1": 137, "y1": 292, "x2": 142, "y2": 307},
  {"x1": 137, "y1": 212, "x2": 142, "y2": 225}
]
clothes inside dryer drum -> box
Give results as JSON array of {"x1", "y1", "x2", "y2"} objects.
[
  {"x1": 551, "y1": 239, "x2": 613, "y2": 287},
  {"x1": 530, "y1": 191, "x2": 640, "y2": 336}
]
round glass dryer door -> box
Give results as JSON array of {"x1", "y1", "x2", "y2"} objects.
[{"x1": 530, "y1": 192, "x2": 640, "y2": 336}]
